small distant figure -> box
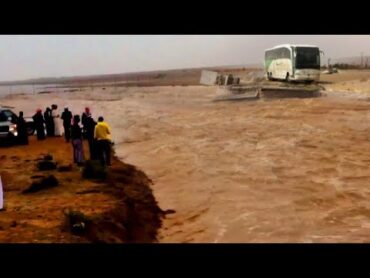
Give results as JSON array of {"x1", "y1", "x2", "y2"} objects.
[
  {"x1": 61, "y1": 107, "x2": 73, "y2": 143},
  {"x1": 85, "y1": 114, "x2": 97, "y2": 159},
  {"x1": 51, "y1": 104, "x2": 62, "y2": 136},
  {"x1": 94, "y1": 116, "x2": 112, "y2": 166},
  {"x1": 32, "y1": 109, "x2": 45, "y2": 140},
  {"x1": 82, "y1": 107, "x2": 91, "y2": 139},
  {"x1": 71, "y1": 115, "x2": 84, "y2": 165},
  {"x1": 17, "y1": 111, "x2": 28, "y2": 145},
  {"x1": 44, "y1": 107, "x2": 54, "y2": 137}
]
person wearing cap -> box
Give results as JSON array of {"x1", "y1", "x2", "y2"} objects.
[
  {"x1": 81, "y1": 107, "x2": 91, "y2": 139},
  {"x1": 32, "y1": 109, "x2": 45, "y2": 140},
  {"x1": 94, "y1": 116, "x2": 112, "y2": 166},
  {"x1": 61, "y1": 107, "x2": 73, "y2": 143}
]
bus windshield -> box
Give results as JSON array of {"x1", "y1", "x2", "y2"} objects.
[{"x1": 295, "y1": 47, "x2": 320, "y2": 69}]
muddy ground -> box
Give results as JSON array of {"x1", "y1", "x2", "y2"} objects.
[{"x1": 0, "y1": 136, "x2": 163, "y2": 243}]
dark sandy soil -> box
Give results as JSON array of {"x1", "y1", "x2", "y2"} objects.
[{"x1": 0, "y1": 136, "x2": 164, "y2": 243}]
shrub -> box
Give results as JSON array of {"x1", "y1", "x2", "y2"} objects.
[{"x1": 82, "y1": 160, "x2": 107, "y2": 180}]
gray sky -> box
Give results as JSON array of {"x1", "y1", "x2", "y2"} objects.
[{"x1": 0, "y1": 35, "x2": 369, "y2": 81}]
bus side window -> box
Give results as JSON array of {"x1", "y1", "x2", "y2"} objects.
[{"x1": 282, "y1": 48, "x2": 288, "y2": 59}]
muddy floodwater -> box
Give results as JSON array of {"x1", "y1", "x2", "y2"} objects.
[
  {"x1": 113, "y1": 87, "x2": 370, "y2": 243},
  {"x1": 4, "y1": 85, "x2": 370, "y2": 242}
]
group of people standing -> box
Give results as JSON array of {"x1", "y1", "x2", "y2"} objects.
[
  {"x1": 30, "y1": 106, "x2": 112, "y2": 167},
  {"x1": 71, "y1": 107, "x2": 113, "y2": 167},
  {"x1": 32, "y1": 104, "x2": 63, "y2": 141}
]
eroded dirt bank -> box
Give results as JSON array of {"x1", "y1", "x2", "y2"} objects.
[{"x1": 0, "y1": 136, "x2": 163, "y2": 243}]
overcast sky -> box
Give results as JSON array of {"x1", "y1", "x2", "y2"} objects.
[{"x1": 0, "y1": 35, "x2": 369, "y2": 81}]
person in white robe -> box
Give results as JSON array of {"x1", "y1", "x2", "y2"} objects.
[{"x1": 51, "y1": 104, "x2": 62, "y2": 136}]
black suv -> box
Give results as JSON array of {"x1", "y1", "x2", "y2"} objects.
[{"x1": 0, "y1": 107, "x2": 35, "y2": 141}]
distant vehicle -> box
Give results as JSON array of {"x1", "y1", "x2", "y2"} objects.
[
  {"x1": 0, "y1": 108, "x2": 35, "y2": 142},
  {"x1": 264, "y1": 44, "x2": 322, "y2": 82}
]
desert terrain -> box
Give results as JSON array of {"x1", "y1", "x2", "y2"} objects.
[
  {"x1": 0, "y1": 136, "x2": 163, "y2": 243},
  {"x1": 3, "y1": 68, "x2": 370, "y2": 242}
]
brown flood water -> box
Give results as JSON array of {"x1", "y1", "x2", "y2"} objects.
[{"x1": 112, "y1": 87, "x2": 370, "y2": 243}]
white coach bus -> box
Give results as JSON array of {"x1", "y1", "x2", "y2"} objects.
[{"x1": 264, "y1": 44, "x2": 322, "y2": 82}]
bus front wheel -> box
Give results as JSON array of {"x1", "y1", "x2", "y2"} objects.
[{"x1": 267, "y1": 72, "x2": 273, "y2": 81}]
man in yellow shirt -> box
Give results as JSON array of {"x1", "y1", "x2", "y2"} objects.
[{"x1": 94, "y1": 116, "x2": 112, "y2": 166}]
